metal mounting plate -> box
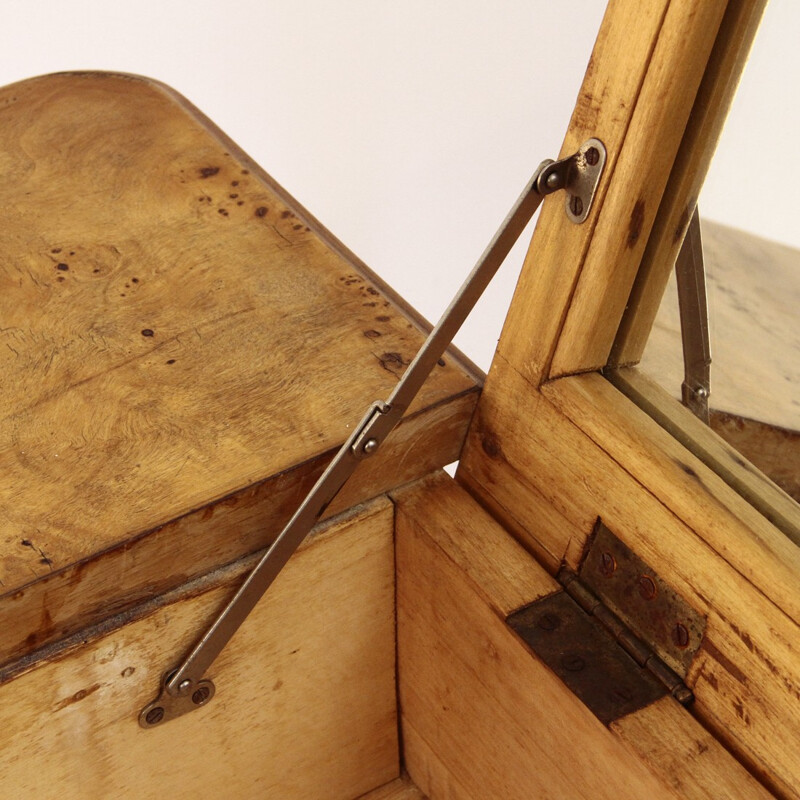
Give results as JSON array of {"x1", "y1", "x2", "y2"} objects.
[
  {"x1": 580, "y1": 522, "x2": 706, "y2": 675},
  {"x1": 508, "y1": 592, "x2": 666, "y2": 725}
]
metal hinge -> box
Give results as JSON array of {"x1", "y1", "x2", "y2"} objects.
[{"x1": 507, "y1": 521, "x2": 705, "y2": 725}]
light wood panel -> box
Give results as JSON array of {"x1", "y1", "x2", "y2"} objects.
[
  {"x1": 611, "y1": 0, "x2": 768, "y2": 366},
  {"x1": 394, "y1": 473, "x2": 771, "y2": 800},
  {"x1": 0, "y1": 497, "x2": 398, "y2": 799},
  {"x1": 550, "y1": 0, "x2": 730, "y2": 376},
  {"x1": 459, "y1": 363, "x2": 800, "y2": 797},
  {"x1": 0, "y1": 72, "x2": 478, "y2": 662}
]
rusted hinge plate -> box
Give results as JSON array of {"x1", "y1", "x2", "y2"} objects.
[
  {"x1": 580, "y1": 522, "x2": 706, "y2": 675},
  {"x1": 508, "y1": 592, "x2": 666, "y2": 725}
]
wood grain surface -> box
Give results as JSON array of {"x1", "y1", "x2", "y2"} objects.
[
  {"x1": 394, "y1": 473, "x2": 770, "y2": 800},
  {"x1": 0, "y1": 497, "x2": 398, "y2": 799},
  {"x1": 0, "y1": 73, "x2": 478, "y2": 661},
  {"x1": 459, "y1": 365, "x2": 800, "y2": 797}
]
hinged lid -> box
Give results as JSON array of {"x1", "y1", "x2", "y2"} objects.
[{"x1": 0, "y1": 71, "x2": 479, "y2": 671}]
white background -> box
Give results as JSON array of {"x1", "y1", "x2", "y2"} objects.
[{"x1": 1, "y1": 1, "x2": 797, "y2": 371}]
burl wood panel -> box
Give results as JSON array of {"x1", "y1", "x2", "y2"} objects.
[{"x1": 0, "y1": 73, "x2": 478, "y2": 663}]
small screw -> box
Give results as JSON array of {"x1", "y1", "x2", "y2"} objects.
[
  {"x1": 673, "y1": 623, "x2": 690, "y2": 649},
  {"x1": 585, "y1": 146, "x2": 600, "y2": 166},
  {"x1": 362, "y1": 438, "x2": 379, "y2": 455},
  {"x1": 561, "y1": 654, "x2": 585, "y2": 672},
  {"x1": 599, "y1": 552, "x2": 616, "y2": 577},
  {"x1": 177, "y1": 679, "x2": 193, "y2": 696},
  {"x1": 638, "y1": 575, "x2": 657, "y2": 601},
  {"x1": 695, "y1": 386, "x2": 709, "y2": 399},
  {"x1": 569, "y1": 195, "x2": 584, "y2": 218},
  {"x1": 537, "y1": 612, "x2": 561, "y2": 632},
  {"x1": 145, "y1": 707, "x2": 165, "y2": 726},
  {"x1": 610, "y1": 686, "x2": 633, "y2": 704},
  {"x1": 192, "y1": 686, "x2": 211, "y2": 705}
]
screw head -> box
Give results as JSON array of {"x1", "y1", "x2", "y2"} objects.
[
  {"x1": 362, "y1": 438, "x2": 379, "y2": 455},
  {"x1": 638, "y1": 575, "x2": 657, "y2": 601},
  {"x1": 673, "y1": 622, "x2": 690, "y2": 649},
  {"x1": 561, "y1": 654, "x2": 586, "y2": 672},
  {"x1": 145, "y1": 707, "x2": 165, "y2": 726},
  {"x1": 598, "y1": 552, "x2": 616, "y2": 577},
  {"x1": 537, "y1": 612, "x2": 561, "y2": 632},
  {"x1": 177, "y1": 679, "x2": 193, "y2": 696},
  {"x1": 569, "y1": 195, "x2": 584, "y2": 218},
  {"x1": 585, "y1": 146, "x2": 600, "y2": 166},
  {"x1": 192, "y1": 686, "x2": 212, "y2": 706}
]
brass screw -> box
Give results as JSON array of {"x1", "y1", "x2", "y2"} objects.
[
  {"x1": 192, "y1": 686, "x2": 211, "y2": 706},
  {"x1": 145, "y1": 707, "x2": 165, "y2": 726},
  {"x1": 638, "y1": 575, "x2": 657, "y2": 600},
  {"x1": 599, "y1": 552, "x2": 616, "y2": 577},
  {"x1": 673, "y1": 623, "x2": 690, "y2": 649},
  {"x1": 537, "y1": 612, "x2": 561, "y2": 632},
  {"x1": 585, "y1": 146, "x2": 600, "y2": 166}
]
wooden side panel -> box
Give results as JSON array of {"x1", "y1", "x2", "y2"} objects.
[
  {"x1": 394, "y1": 474, "x2": 769, "y2": 800},
  {"x1": 459, "y1": 364, "x2": 800, "y2": 797},
  {"x1": 0, "y1": 498, "x2": 398, "y2": 800}
]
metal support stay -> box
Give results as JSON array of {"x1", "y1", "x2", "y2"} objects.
[
  {"x1": 139, "y1": 138, "x2": 607, "y2": 728},
  {"x1": 675, "y1": 207, "x2": 711, "y2": 424}
]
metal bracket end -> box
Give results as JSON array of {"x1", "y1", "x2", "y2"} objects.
[
  {"x1": 536, "y1": 138, "x2": 606, "y2": 223},
  {"x1": 139, "y1": 672, "x2": 216, "y2": 729}
]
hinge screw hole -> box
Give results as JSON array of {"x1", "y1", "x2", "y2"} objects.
[
  {"x1": 673, "y1": 623, "x2": 690, "y2": 649},
  {"x1": 192, "y1": 686, "x2": 211, "y2": 706},
  {"x1": 599, "y1": 552, "x2": 616, "y2": 577},
  {"x1": 145, "y1": 707, "x2": 165, "y2": 726}
]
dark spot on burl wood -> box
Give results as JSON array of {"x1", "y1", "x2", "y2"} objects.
[
  {"x1": 363, "y1": 302, "x2": 377, "y2": 307},
  {"x1": 120, "y1": 293, "x2": 126, "y2": 297},
  {"x1": 366, "y1": 287, "x2": 379, "y2": 296},
  {"x1": 231, "y1": 180, "x2": 239, "y2": 187},
  {"x1": 237, "y1": 201, "x2": 244, "y2": 206},
  {"x1": 481, "y1": 432, "x2": 502, "y2": 458},
  {"x1": 437, "y1": 358, "x2": 446, "y2": 367},
  {"x1": 293, "y1": 224, "x2": 303, "y2": 230},
  {"x1": 280, "y1": 210, "x2": 291, "y2": 219},
  {"x1": 53, "y1": 683, "x2": 102, "y2": 712},
  {"x1": 241, "y1": 169, "x2": 250, "y2": 175},
  {"x1": 363, "y1": 329, "x2": 381, "y2": 339},
  {"x1": 93, "y1": 268, "x2": 100, "y2": 273},
  {"x1": 141, "y1": 329, "x2": 154, "y2": 337},
  {"x1": 229, "y1": 193, "x2": 238, "y2": 199},
  {"x1": 199, "y1": 166, "x2": 220, "y2": 179},
  {"x1": 21, "y1": 539, "x2": 33, "y2": 547},
  {"x1": 166, "y1": 359, "x2": 176, "y2": 365},
  {"x1": 218, "y1": 208, "x2": 229, "y2": 216},
  {"x1": 272, "y1": 679, "x2": 283, "y2": 691},
  {"x1": 69, "y1": 251, "x2": 75, "y2": 256},
  {"x1": 57, "y1": 276, "x2": 65, "y2": 283},
  {"x1": 40, "y1": 557, "x2": 52, "y2": 565},
  {"x1": 132, "y1": 277, "x2": 139, "y2": 283},
  {"x1": 377, "y1": 352, "x2": 409, "y2": 373},
  {"x1": 627, "y1": 199, "x2": 645, "y2": 247},
  {"x1": 121, "y1": 666, "x2": 135, "y2": 678},
  {"x1": 677, "y1": 461, "x2": 697, "y2": 478},
  {"x1": 125, "y1": 284, "x2": 130, "y2": 289},
  {"x1": 51, "y1": 248, "x2": 62, "y2": 254},
  {"x1": 255, "y1": 206, "x2": 268, "y2": 217},
  {"x1": 56, "y1": 263, "x2": 69, "y2": 271},
  {"x1": 376, "y1": 315, "x2": 390, "y2": 322}
]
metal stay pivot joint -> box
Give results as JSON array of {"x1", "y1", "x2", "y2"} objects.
[{"x1": 138, "y1": 138, "x2": 607, "y2": 728}]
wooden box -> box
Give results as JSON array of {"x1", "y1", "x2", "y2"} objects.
[{"x1": 1, "y1": 1, "x2": 798, "y2": 798}]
